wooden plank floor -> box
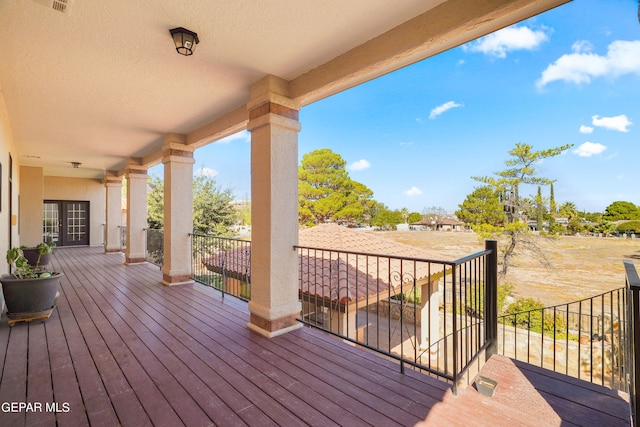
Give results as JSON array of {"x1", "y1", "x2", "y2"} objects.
[
  {"x1": 0, "y1": 247, "x2": 631, "y2": 426},
  {"x1": 420, "y1": 354, "x2": 630, "y2": 427}
]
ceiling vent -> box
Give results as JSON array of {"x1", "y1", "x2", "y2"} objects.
[{"x1": 31, "y1": 0, "x2": 72, "y2": 15}]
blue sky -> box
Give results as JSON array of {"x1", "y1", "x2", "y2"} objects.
[{"x1": 153, "y1": 0, "x2": 639, "y2": 214}]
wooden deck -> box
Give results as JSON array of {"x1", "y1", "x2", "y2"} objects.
[{"x1": 0, "y1": 247, "x2": 631, "y2": 426}]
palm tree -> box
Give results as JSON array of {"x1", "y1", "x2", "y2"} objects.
[{"x1": 559, "y1": 202, "x2": 579, "y2": 221}]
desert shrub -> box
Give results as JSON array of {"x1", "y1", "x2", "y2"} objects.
[
  {"x1": 503, "y1": 297, "x2": 566, "y2": 335},
  {"x1": 546, "y1": 222, "x2": 566, "y2": 235},
  {"x1": 504, "y1": 298, "x2": 544, "y2": 329},
  {"x1": 464, "y1": 283, "x2": 514, "y2": 318},
  {"x1": 497, "y1": 283, "x2": 514, "y2": 314}
]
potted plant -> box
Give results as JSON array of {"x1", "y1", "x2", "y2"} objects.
[
  {"x1": 20, "y1": 241, "x2": 55, "y2": 267},
  {"x1": 0, "y1": 246, "x2": 63, "y2": 325}
]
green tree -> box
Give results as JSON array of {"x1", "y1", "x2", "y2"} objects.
[
  {"x1": 583, "y1": 211, "x2": 603, "y2": 223},
  {"x1": 567, "y1": 218, "x2": 585, "y2": 234},
  {"x1": 471, "y1": 142, "x2": 571, "y2": 275},
  {"x1": 533, "y1": 186, "x2": 547, "y2": 232},
  {"x1": 474, "y1": 143, "x2": 570, "y2": 222},
  {"x1": 455, "y1": 186, "x2": 506, "y2": 226},
  {"x1": 298, "y1": 148, "x2": 375, "y2": 225},
  {"x1": 558, "y1": 201, "x2": 578, "y2": 221},
  {"x1": 333, "y1": 181, "x2": 376, "y2": 225},
  {"x1": 618, "y1": 221, "x2": 640, "y2": 234},
  {"x1": 371, "y1": 204, "x2": 403, "y2": 230},
  {"x1": 603, "y1": 201, "x2": 640, "y2": 220},
  {"x1": 146, "y1": 175, "x2": 238, "y2": 236},
  {"x1": 407, "y1": 212, "x2": 423, "y2": 224},
  {"x1": 147, "y1": 176, "x2": 164, "y2": 229},
  {"x1": 192, "y1": 175, "x2": 238, "y2": 236}
]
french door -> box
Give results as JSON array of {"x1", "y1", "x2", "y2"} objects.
[{"x1": 43, "y1": 201, "x2": 90, "y2": 246}]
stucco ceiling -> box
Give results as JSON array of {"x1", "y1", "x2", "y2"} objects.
[{"x1": 0, "y1": 0, "x2": 568, "y2": 179}]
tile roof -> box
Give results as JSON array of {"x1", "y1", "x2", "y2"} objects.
[
  {"x1": 203, "y1": 224, "x2": 447, "y2": 306},
  {"x1": 437, "y1": 218, "x2": 464, "y2": 226}
]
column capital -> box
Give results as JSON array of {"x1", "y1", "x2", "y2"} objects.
[
  {"x1": 103, "y1": 173, "x2": 123, "y2": 186},
  {"x1": 247, "y1": 75, "x2": 301, "y2": 133},
  {"x1": 125, "y1": 167, "x2": 148, "y2": 178},
  {"x1": 162, "y1": 133, "x2": 195, "y2": 164},
  {"x1": 163, "y1": 133, "x2": 191, "y2": 149},
  {"x1": 125, "y1": 159, "x2": 147, "y2": 178},
  {"x1": 247, "y1": 74, "x2": 301, "y2": 113}
]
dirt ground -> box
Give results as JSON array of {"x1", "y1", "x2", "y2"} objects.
[{"x1": 368, "y1": 230, "x2": 640, "y2": 308}]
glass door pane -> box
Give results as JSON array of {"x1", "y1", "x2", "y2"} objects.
[
  {"x1": 64, "y1": 201, "x2": 89, "y2": 246},
  {"x1": 43, "y1": 202, "x2": 60, "y2": 245}
]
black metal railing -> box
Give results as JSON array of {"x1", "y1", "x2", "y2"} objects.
[
  {"x1": 188, "y1": 234, "x2": 499, "y2": 394},
  {"x1": 191, "y1": 234, "x2": 251, "y2": 301},
  {"x1": 145, "y1": 228, "x2": 164, "y2": 266},
  {"x1": 295, "y1": 240, "x2": 497, "y2": 395},
  {"x1": 497, "y1": 288, "x2": 627, "y2": 390},
  {"x1": 625, "y1": 260, "x2": 640, "y2": 425}
]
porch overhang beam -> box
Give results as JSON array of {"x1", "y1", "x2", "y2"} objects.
[{"x1": 289, "y1": 0, "x2": 570, "y2": 105}]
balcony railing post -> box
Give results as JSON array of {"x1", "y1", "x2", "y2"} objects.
[
  {"x1": 624, "y1": 260, "x2": 640, "y2": 426},
  {"x1": 485, "y1": 240, "x2": 498, "y2": 358}
]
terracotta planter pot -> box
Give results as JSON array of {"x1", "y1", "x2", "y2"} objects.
[
  {"x1": 0, "y1": 273, "x2": 63, "y2": 320},
  {"x1": 21, "y1": 248, "x2": 52, "y2": 267}
]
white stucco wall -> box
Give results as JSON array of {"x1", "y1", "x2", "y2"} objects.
[
  {"x1": 0, "y1": 88, "x2": 20, "y2": 276},
  {"x1": 19, "y1": 166, "x2": 44, "y2": 247},
  {"x1": 44, "y1": 176, "x2": 106, "y2": 247}
]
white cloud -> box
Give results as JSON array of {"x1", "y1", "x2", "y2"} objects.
[
  {"x1": 194, "y1": 167, "x2": 219, "y2": 177},
  {"x1": 218, "y1": 130, "x2": 250, "y2": 144},
  {"x1": 403, "y1": 186, "x2": 423, "y2": 197},
  {"x1": 592, "y1": 114, "x2": 632, "y2": 132},
  {"x1": 571, "y1": 40, "x2": 594, "y2": 54},
  {"x1": 537, "y1": 40, "x2": 640, "y2": 88},
  {"x1": 348, "y1": 159, "x2": 370, "y2": 171},
  {"x1": 464, "y1": 25, "x2": 549, "y2": 58},
  {"x1": 579, "y1": 125, "x2": 594, "y2": 134},
  {"x1": 429, "y1": 101, "x2": 463, "y2": 119},
  {"x1": 573, "y1": 142, "x2": 607, "y2": 157}
]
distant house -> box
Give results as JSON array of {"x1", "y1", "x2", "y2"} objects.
[
  {"x1": 410, "y1": 218, "x2": 436, "y2": 231},
  {"x1": 411, "y1": 217, "x2": 466, "y2": 232},
  {"x1": 435, "y1": 217, "x2": 465, "y2": 232}
]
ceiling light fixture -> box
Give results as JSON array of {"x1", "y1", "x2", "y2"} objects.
[{"x1": 169, "y1": 27, "x2": 199, "y2": 56}]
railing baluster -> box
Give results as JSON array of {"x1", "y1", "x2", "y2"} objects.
[{"x1": 625, "y1": 260, "x2": 640, "y2": 425}]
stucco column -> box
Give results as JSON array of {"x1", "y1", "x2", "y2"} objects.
[
  {"x1": 246, "y1": 75, "x2": 302, "y2": 337},
  {"x1": 104, "y1": 174, "x2": 123, "y2": 253},
  {"x1": 420, "y1": 279, "x2": 441, "y2": 354},
  {"x1": 125, "y1": 164, "x2": 148, "y2": 264},
  {"x1": 161, "y1": 134, "x2": 195, "y2": 286}
]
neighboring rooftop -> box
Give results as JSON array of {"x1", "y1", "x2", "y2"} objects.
[{"x1": 205, "y1": 224, "x2": 447, "y2": 304}]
